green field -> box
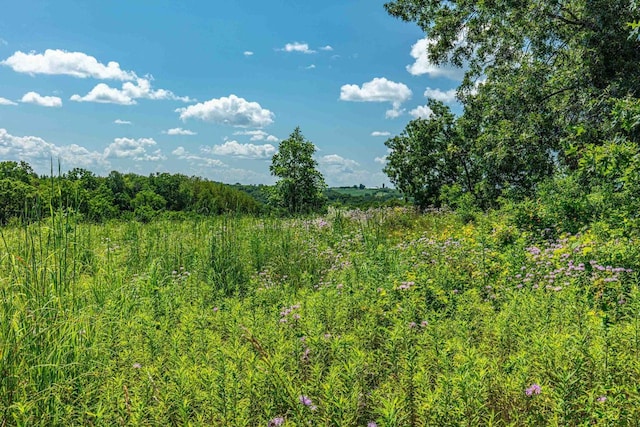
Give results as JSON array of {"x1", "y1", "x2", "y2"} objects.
[{"x1": 1, "y1": 208, "x2": 639, "y2": 425}]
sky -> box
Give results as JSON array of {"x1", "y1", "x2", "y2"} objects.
[{"x1": 0, "y1": 0, "x2": 464, "y2": 187}]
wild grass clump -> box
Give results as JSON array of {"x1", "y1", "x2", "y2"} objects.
[{"x1": 1, "y1": 207, "x2": 639, "y2": 425}]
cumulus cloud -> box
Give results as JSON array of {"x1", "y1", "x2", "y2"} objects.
[
  {"x1": 318, "y1": 153, "x2": 388, "y2": 187},
  {"x1": 1, "y1": 49, "x2": 136, "y2": 80},
  {"x1": 409, "y1": 105, "x2": 434, "y2": 119},
  {"x1": 71, "y1": 78, "x2": 192, "y2": 105},
  {"x1": 114, "y1": 119, "x2": 132, "y2": 125},
  {"x1": 205, "y1": 140, "x2": 276, "y2": 159},
  {"x1": 103, "y1": 137, "x2": 165, "y2": 161},
  {"x1": 319, "y1": 45, "x2": 333, "y2": 51},
  {"x1": 0, "y1": 128, "x2": 105, "y2": 169},
  {"x1": 424, "y1": 87, "x2": 457, "y2": 103},
  {"x1": 374, "y1": 155, "x2": 388, "y2": 164},
  {"x1": 21, "y1": 91, "x2": 62, "y2": 107},
  {"x1": 172, "y1": 146, "x2": 227, "y2": 168},
  {"x1": 374, "y1": 149, "x2": 392, "y2": 164},
  {"x1": 0, "y1": 97, "x2": 17, "y2": 106},
  {"x1": 407, "y1": 37, "x2": 466, "y2": 80},
  {"x1": 385, "y1": 107, "x2": 404, "y2": 119},
  {"x1": 305, "y1": 64, "x2": 316, "y2": 70},
  {"x1": 243, "y1": 51, "x2": 254, "y2": 56},
  {"x1": 371, "y1": 131, "x2": 391, "y2": 137},
  {"x1": 233, "y1": 130, "x2": 279, "y2": 142},
  {"x1": 320, "y1": 154, "x2": 359, "y2": 171},
  {"x1": 281, "y1": 42, "x2": 316, "y2": 54},
  {"x1": 176, "y1": 95, "x2": 274, "y2": 128},
  {"x1": 163, "y1": 127, "x2": 197, "y2": 136},
  {"x1": 340, "y1": 77, "x2": 412, "y2": 118},
  {"x1": 71, "y1": 83, "x2": 135, "y2": 105}
]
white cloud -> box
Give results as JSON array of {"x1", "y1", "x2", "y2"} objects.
[
  {"x1": 407, "y1": 37, "x2": 466, "y2": 80},
  {"x1": 340, "y1": 77, "x2": 412, "y2": 118},
  {"x1": 424, "y1": 87, "x2": 457, "y2": 103},
  {"x1": 318, "y1": 154, "x2": 389, "y2": 187},
  {"x1": 71, "y1": 83, "x2": 135, "y2": 105},
  {"x1": 319, "y1": 45, "x2": 333, "y2": 51},
  {"x1": 71, "y1": 78, "x2": 192, "y2": 105},
  {"x1": 0, "y1": 97, "x2": 17, "y2": 106},
  {"x1": 114, "y1": 119, "x2": 132, "y2": 125},
  {"x1": 233, "y1": 130, "x2": 279, "y2": 142},
  {"x1": 243, "y1": 51, "x2": 254, "y2": 56},
  {"x1": 0, "y1": 128, "x2": 105, "y2": 169},
  {"x1": 305, "y1": 64, "x2": 316, "y2": 69},
  {"x1": 21, "y1": 91, "x2": 62, "y2": 107},
  {"x1": 2, "y1": 49, "x2": 136, "y2": 80},
  {"x1": 385, "y1": 107, "x2": 404, "y2": 119},
  {"x1": 104, "y1": 137, "x2": 165, "y2": 161},
  {"x1": 371, "y1": 131, "x2": 391, "y2": 137},
  {"x1": 172, "y1": 146, "x2": 227, "y2": 168},
  {"x1": 0, "y1": 39, "x2": 7, "y2": 46},
  {"x1": 164, "y1": 127, "x2": 196, "y2": 136},
  {"x1": 321, "y1": 154, "x2": 359, "y2": 171},
  {"x1": 409, "y1": 105, "x2": 434, "y2": 119},
  {"x1": 340, "y1": 78, "x2": 412, "y2": 104},
  {"x1": 205, "y1": 140, "x2": 276, "y2": 159},
  {"x1": 281, "y1": 42, "x2": 316, "y2": 54},
  {"x1": 176, "y1": 95, "x2": 274, "y2": 128},
  {"x1": 374, "y1": 155, "x2": 388, "y2": 164}
]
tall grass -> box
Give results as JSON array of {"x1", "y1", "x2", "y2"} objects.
[{"x1": 1, "y1": 207, "x2": 639, "y2": 425}]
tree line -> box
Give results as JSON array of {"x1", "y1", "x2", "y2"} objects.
[
  {"x1": 381, "y1": 0, "x2": 640, "y2": 231},
  {"x1": 0, "y1": 161, "x2": 262, "y2": 224}
]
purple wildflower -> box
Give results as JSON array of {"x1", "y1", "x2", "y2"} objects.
[
  {"x1": 368, "y1": 423, "x2": 378, "y2": 427},
  {"x1": 525, "y1": 384, "x2": 541, "y2": 396},
  {"x1": 597, "y1": 396, "x2": 607, "y2": 403},
  {"x1": 298, "y1": 395, "x2": 317, "y2": 410},
  {"x1": 132, "y1": 363, "x2": 142, "y2": 369},
  {"x1": 269, "y1": 416, "x2": 285, "y2": 426}
]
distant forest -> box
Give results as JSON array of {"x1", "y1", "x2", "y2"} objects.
[{"x1": 0, "y1": 161, "x2": 404, "y2": 224}]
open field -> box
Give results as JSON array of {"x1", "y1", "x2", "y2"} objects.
[{"x1": 1, "y1": 208, "x2": 640, "y2": 426}]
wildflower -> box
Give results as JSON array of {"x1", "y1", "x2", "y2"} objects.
[
  {"x1": 213, "y1": 307, "x2": 219, "y2": 312},
  {"x1": 132, "y1": 363, "x2": 142, "y2": 369},
  {"x1": 420, "y1": 320, "x2": 428, "y2": 328},
  {"x1": 408, "y1": 322, "x2": 417, "y2": 329},
  {"x1": 298, "y1": 395, "x2": 317, "y2": 410},
  {"x1": 269, "y1": 416, "x2": 285, "y2": 426},
  {"x1": 597, "y1": 396, "x2": 607, "y2": 403},
  {"x1": 368, "y1": 423, "x2": 378, "y2": 427},
  {"x1": 525, "y1": 384, "x2": 541, "y2": 396}
]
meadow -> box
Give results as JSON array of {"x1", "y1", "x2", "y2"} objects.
[{"x1": 1, "y1": 207, "x2": 640, "y2": 426}]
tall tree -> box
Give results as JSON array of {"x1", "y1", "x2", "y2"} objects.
[
  {"x1": 384, "y1": 0, "x2": 640, "y2": 204},
  {"x1": 269, "y1": 127, "x2": 326, "y2": 214},
  {"x1": 384, "y1": 100, "x2": 477, "y2": 208}
]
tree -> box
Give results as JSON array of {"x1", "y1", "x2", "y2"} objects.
[
  {"x1": 384, "y1": 0, "x2": 640, "y2": 205},
  {"x1": 269, "y1": 127, "x2": 326, "y2": 214},
  {"x1": 384, "y1": 100, "x2": 477, "y2": 208}
]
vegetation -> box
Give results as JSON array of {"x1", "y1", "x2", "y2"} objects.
[
  {"x1": 382, "y1": 0, "x2": 640, "y2": 208},
  {"x1": 0, "y1": 161, "x2": 262, "y2": 224},
  {"x1": 269, "y1": 127, "x2": 327, "y2": 214},
  {"x1": 2, "y1": 206, "x2": 640, "y2": 425},
  {"x1": 2, "y1": 3, "x2": 640, "y2": 426}
]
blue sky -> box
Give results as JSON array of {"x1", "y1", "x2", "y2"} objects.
[{"x1": 0, "y1": 0, "x2": 463, "y2": 187}]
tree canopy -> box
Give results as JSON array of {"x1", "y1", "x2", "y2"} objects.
[
  {"x1": 269, "y1": 127, "x2": 327, "y2": 214},
  {"x1": 383, "y1": 0, "x2": 640, "y2": 207}
]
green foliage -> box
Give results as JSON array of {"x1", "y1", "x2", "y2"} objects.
[
  {"x1": 383, "y1": 100, "x2": 477, "y2": 209},
  {"x1": 270, "y1": 127, "x2": 327, "y2": 214},
  {"x1": 383, "y1": 0, "x2": 640, "y2": 208},
  {"x1": 0, "y1": 161, "x2": 262, "y2": 224}
]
